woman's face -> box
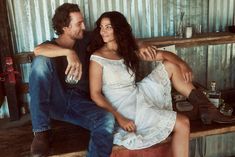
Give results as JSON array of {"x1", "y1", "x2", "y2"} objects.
[{"x1": 99, "y1": 18, "x2": 115, "y2": 43}]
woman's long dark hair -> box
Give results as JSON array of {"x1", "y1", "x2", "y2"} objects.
[{"x1": 89, "y1": 11, "x2": 140, "y2": 82}]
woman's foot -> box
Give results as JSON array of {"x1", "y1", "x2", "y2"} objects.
[{"x1": 188, "y1": 89, "x2": 235, "y2": 124}]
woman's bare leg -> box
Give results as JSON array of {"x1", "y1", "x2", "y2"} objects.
[
  {"x1": 163, "y1": 61, "x2": 190, "y2": 156},
  {"x1": 163, "y1": 60, "x2": 235, "y2": 124},
  {"x1": 172, "y1": 114, "x2": 190, "y2": 157},
  {"x1": 163, "y1": 60, "x2": 195, "y2": 97}
]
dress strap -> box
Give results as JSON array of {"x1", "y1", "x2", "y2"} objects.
[{"x1": 90, "y1": 55, "x2": 104, "y2": 66}]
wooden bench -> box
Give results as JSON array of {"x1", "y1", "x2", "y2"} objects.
[
  {"x1": 9, "y1": 51, "x2": 235, "y2": 157},
  {"x1": 1, "y1": 114, "x2": 235, "y2": 157}
]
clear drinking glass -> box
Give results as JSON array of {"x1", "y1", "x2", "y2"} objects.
[
  {"x1": 65, "y1": 74, "x2": 79, "y2": 84},
  {"x1": 195, "y1": 24, "x2": 202, "y2": 34}
]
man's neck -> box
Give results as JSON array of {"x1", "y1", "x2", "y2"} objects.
[{"x1": 55, "y1": 35, "x2": 76, "y2": 49}]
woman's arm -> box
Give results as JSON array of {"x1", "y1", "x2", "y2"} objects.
[
  {"x1": 136, "y1": 40, "x2": 158, "y2": 60},
  {"x1": 137, "y1": 45, "x2": 193, "y2": 82},
  {"x1": 154, "y1": 50, "x2": 193, "y2": 82},
  {"x1": 89, "y1": 60, "x2": 136, "y2": 132}
]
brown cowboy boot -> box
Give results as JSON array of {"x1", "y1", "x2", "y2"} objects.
[
  {"x1": 188, "y1": 89, "x2": 235, "y2": 124},
  {"x1": 30, "y1": 130, "x2": 52, "y2": 157}
]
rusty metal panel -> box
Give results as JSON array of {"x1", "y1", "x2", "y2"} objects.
[
  {"x1": 5, "y1": 0, "x2": 235, "y2": 91},
  {"x1": 1, "y1": 0, "x2": 235, "y2": 153},
  {"x1": 208, "y1": 0, "x2": 235, "y2": 32},
  {"x1": 177, "y1": 43, "x2": 235, "y2": 90},
  {"x1": 207, "y1": 44, "x2": 235, "y2": 90},
  {"x1": 6, "y1": 0, "x2": 211, "y2": 52},
  {"x1": 176, "y1": 46, "x2": 208, "y2": 87}
]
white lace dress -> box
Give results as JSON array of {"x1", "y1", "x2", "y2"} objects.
[{"x1": 90, "y1": 55, "x2": 176, "y2": 150}]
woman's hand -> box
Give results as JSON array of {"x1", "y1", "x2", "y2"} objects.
[
  {"x1": 116, "y1": 115, "x2": 136, "y2": 132},
  {"x1": 138, "y1": 45, "x2": 158, "y2": 61},
  {"x1": 178, "y1": 62, "x2": 193, "y2": 83}
]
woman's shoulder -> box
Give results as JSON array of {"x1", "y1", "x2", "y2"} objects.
[
  {"x1": 91, "y1": 46, "x2": 123, "y2": 61},
  {"x1": 90, "y1": 48, "x2": 107, "y2": 66},
  {"x1": 90, "y1": 47, "x2": 112, "y2": 60}
]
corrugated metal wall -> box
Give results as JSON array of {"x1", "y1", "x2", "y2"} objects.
[
  {"x1": 2, "y1": 1, "x2": 235, "y2": 156},
  {"x1": 6, "y1": 0, "x2": 235, "y2": 90},
  {"x1": 6, "y1": 0, "x2": 210, "y2": 50}
]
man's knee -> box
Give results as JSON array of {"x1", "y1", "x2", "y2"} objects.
[
  {"x1": 31, "y1": 56, "x2": 54, "y2": 76},
  {"x1": 103, "y1": 112, "x2": 115, "y2": 133}
]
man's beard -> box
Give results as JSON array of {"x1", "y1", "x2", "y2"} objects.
[{"x1": 75, "y1": 31, "x2": 84, "y2": 39}]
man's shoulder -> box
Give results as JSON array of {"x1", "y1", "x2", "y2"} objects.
[
  {"x1": 44, "y1": 39, "x2": 57, "y2": 44},
  {"x1": 37, "y1": 39, "x2": 57, "y2": 47}
]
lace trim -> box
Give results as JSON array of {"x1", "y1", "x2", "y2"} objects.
[
  {"x1": 147, "y1": 61, "x2": 172, "y2": 110},
  {"x1": 90, "y1": 55, "x2": 123, "y2": 65},
  {"x1": 113, "y1": 111, "x2": 176, "y2": 150}
]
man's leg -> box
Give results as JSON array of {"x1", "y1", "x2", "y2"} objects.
[
  {"x1": 29, "y1": 56, "x2": 66, "y2": 156},
  {"x1": 30, "y1": 56, "x2": 115, "y2": 157},
  {"x1": 64, "y1": 90, "x2": 115, "y2": 157}
]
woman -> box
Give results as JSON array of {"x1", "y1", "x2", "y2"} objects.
[{"x1": 89, "y1": 11, "x2": 234, "y2": 157}]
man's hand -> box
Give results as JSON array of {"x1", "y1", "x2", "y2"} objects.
[
  {"x1": 65, "y1": 50, "x2": 82, "y2": 81},
  {"x1": 138, "y1": 45, "x2": 158, "y2": 61}
]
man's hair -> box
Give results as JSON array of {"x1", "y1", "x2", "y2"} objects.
[{"x1": 52, "y1": 3, "x2": 80, "y2": 35}]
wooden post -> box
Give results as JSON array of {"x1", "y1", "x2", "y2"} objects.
[{"x1": 0, "y1": 0, "x2": 20, "y2": 120}]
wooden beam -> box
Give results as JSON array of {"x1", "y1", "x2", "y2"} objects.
[
  {"x1": 140, "y1": 32, "x2": 235, "y2": 48},
  {"x1": 13, "y1": 32, "x2": 235, "y2": 64},
  {"x1": 14, "y1": 52, "x2": 34, "y2": 65},
  {"x1": 190, "y1": 120, "x2": 235, "y2": 139},
  {"x1": 0, "y1": 0, "x2": 20, "y2": 120}
]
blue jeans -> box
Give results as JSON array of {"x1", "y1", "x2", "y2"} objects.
[{"x1": 29, "y1": 56, "x2": 115, "y2": 157}]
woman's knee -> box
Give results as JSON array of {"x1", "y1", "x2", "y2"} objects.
[
  {"x1": 174, "y1": 114, "x2": 190, "y2": 133},
  {"x1": 163, "y1": 60, "x2": 180, "y2": 77},
  {"x1": 164, "y1": 60, "x2": 180, "y2": 71}
]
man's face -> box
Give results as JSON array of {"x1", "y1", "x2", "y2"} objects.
[{"x1": 66, "y1": 12, "x2": 85, "y2": 40}]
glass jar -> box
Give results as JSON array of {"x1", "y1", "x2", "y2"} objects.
[
  {"x1": 207, "y1": 81, "x2": 221, "y2": 108},
  {"x1": 219, "y1": 100, "x2": 233, "y2": 116}
]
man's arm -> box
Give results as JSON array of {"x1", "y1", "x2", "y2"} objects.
[
  {"x1": 34, "y1": 43, "x2": 74, "y2": 57},
  {"x1": 34, "y1": 43, "x2": 82, "y2": 80}
]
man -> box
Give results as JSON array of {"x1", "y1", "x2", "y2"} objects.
[
  {"x1": 30, "y1": 3, "x2": 193, "y2": 157},
  {"x1": 29, "y1": 3, "x2": 115, "y2": 157}
]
